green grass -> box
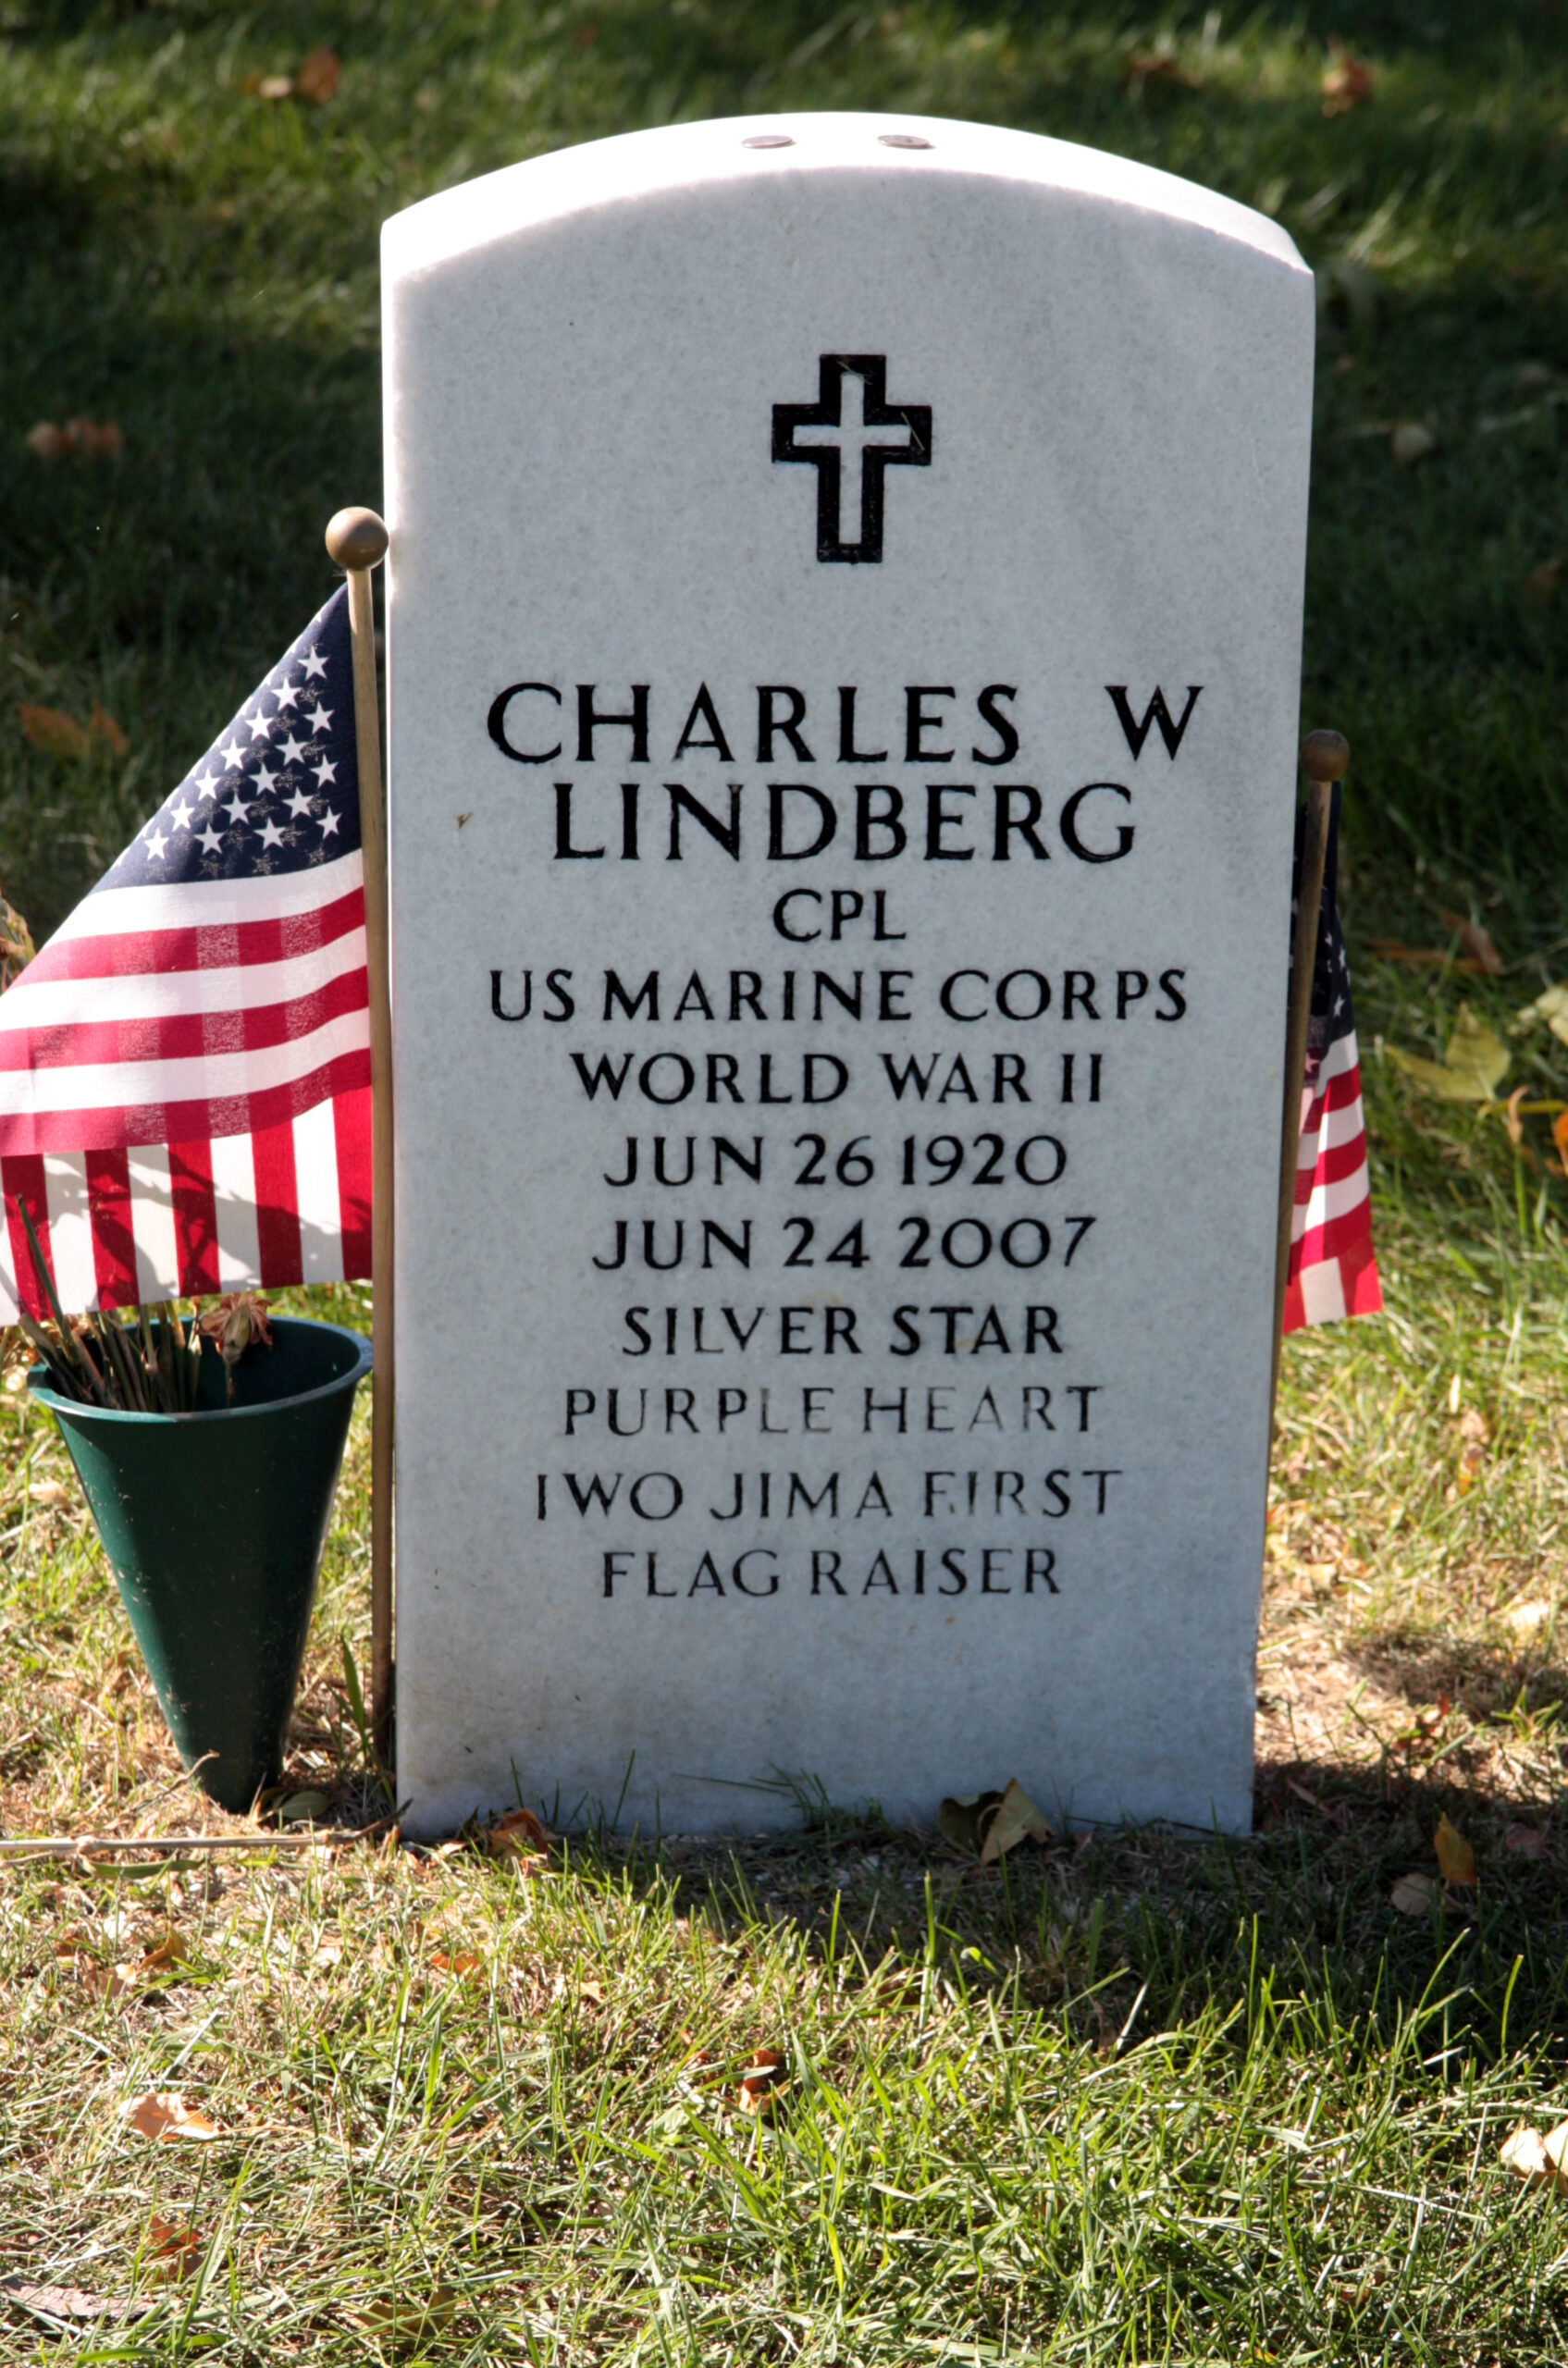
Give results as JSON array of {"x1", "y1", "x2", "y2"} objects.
[{"x1": 5, "y1": 1, "x2": 1568, "y2": 2360}]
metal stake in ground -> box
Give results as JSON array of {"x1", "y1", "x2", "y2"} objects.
[
  {"x1": 1270, "y1": 728, "x2": 1349, "y2": 1423},
  {"x1": 325, "y1": 506, "x2": 394, "y2": 1743}
]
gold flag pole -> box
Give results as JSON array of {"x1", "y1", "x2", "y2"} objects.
[
  {"x1": 325, "y1": 507, "x2": 394, "y2": 1745},
  {"x1": 1270, "y1": 728, "x2": 1349, "y2": 1427}
]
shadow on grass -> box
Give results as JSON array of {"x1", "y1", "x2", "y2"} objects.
[
  {"x1": 1349, "y1": 1625, "x2": 1568, "y2": 1724},
  {"x1": 529, "y1": 1753, "x2": 1568, "y2": 2072}
]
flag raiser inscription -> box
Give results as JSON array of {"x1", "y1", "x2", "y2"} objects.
[{"x1": 383, "y1": 114, "x2": 1315, "y2": 1837}]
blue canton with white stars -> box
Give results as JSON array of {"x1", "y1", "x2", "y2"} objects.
[
  {"x1": 1293, "y1": 783, "x2": 1355, "y2": 1073},
  {"x1": 98, "y1": 586, "x2": 361, "y2": 894}
]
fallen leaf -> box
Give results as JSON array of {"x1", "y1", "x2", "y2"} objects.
[
  {"x1": 1435, "y1": 1814, "x2": 1478, "y2": 1887},
  {"x1": 89, "y1": 703, "x2": 129, "y2": 757},
  {"x1": 1512, "y1": 984, "x2": 1568, "y2": 1049},
  {"x1": 1501, "y1": 2121, "x2": 1568, "y2": 2190},
  {"x1": 0, "y1": 889, "x2": 32, "y2": 990},
  {"x1": 17, "y1": 703, "x2": 88, "y2": 758},
  {"x1": 1387, "y1": 1004, "x2": 1509, "y2": 1104},
  {"x1": 119, "y1": 2090, "x2": 223, "y2": 2142},
  {"x1": 64, "y1": 418, "x2": 122, "y2": 458},
  {"x1": 139, "y1": 1923, "x2": 189, "y2": 1974},
  {"x1": 1390, "y1": 1870, "x2": 1436, "y2": 1916},
  {"x1": 1555, "y1": 1113, "x2": 1568, "y2": 1180},
  {"x1": 1455, "y1": 1405, "x2": 1489, "y2": 1494},
  {"x1": 296, "y1": 45, "x2": 341, "y2": 103},
  {"x1": 1365, "y1": 937, "x2": 1492, "y2": 976},
  {"x1": 1525, "y1": 556, "x2": 1564, "y2": 600},
  {"x1": 0, "y1": 2280, "x2": 152, "y2": 2327},
  {"x1": 937, "y1": 1790, "x2": 1004, "y2": 1856},
  {"x1": 1322, "y1": 46, "x2": 1372, "y2": 111},
  {"x1": 1506, "y1": 1823, "x2": 1547, "y2": 1859},
  {"x1": 485, "y1": 1805, "x2": 553, "y2": 1857},
  {"x1": 978, "y1": 1776, "x2": 1052, "y2": 1864},
  {"x1": 276, "y1": 1788, "x2": 331, "y2": 1824},
  {"x1": 352, "y1": 2285, "x2": 457, "y2": 2343},
  {"x1": 80, "y1": 1962, "x2": 136, "y2": 2004},
  {"x1": 1390, "y1": 420, "x2": 1436, "y2": 465},
  {"x1": 1505, "y1": 1085, "x2": 1528, "y2": 1147},
  {"x1": 1125, "y1": 49, "x2": 1202, "y2": 88},
  {"x1": 1441, "y1": 916, "x2": 1502, "y2": 975},
  {"x1": 738, "y1": 2046, "x2": 788, "y2": 2115},
  {"x1": 147, "y1": 2214, "x2": 202, "y2": 2280}
]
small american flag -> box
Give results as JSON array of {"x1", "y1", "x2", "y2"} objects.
[
  {"x1": 1283, "y1": 784, "x2": 1381, "y2": 1332},
  {"x1": 0, "y1": 587, "x2": 371, "y2": 1321}
]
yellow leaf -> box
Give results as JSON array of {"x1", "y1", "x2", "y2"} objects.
[
  {"x1": 276, "y1": 1787, "x2": 330, "y2": 1824},
  {"x1": 1512, "y1": 984, "x2": 1568, "y2": 1048},
  {"x1": 1501, "y1": 2123, "x2": 1568, "y2": 2191},
  {"x1": 1501, "y1": 2124, "x2": 1550, "y2": 2183},
  {"x1": 978, "y1": 1777, "x2": 1053, "y2": 1864},
  {"x1": 1445, "y1": 1005, "x2": 1511, "y2": 1097},
  {"x1": 1389, "y1": 1871, "x2": 1436, "y2": 1916},
  {"x1": 937, "y1": 1789, "x2": 1004, "y2": 1856},
  {"x1": 352, "y1": 2285, "x2": 457, "y2": 2343},
  {"x1": 1387, "y1": 1004, "x2": 1509, "y2": 1104},
  {"x1": 1389, "y1": 420, "x2": 1435, "y2": 465},
  {"x1": 0, "y1": 888, "x2": 32, "y2": 989},
  {"x1": 1435, "y1": 1814, "x2": 1478, "y2": 1887},
  {"x1": 139, "y1": 1924, "x2": 189, "y2": 1974},
  {"x1": 118, "y1": 2090, "x2": 223, "y2": 2142}
]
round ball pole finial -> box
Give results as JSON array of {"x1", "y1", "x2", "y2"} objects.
[
  {"x1": 1300, "y1": 728, "x2": 1350, "y2": 783},
  {"x1": 325, "y1": 506, "x2": 389, "y2": 573}
]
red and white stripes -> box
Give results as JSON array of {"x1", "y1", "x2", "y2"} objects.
[
  {"x1": 0, "y1": 857, "x2": 371, "y2": 1322},
  {"x1": 1282, "y1": 1024, "x2": 1381, "y2": 1332}
]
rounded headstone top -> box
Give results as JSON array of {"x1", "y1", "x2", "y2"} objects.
[
  {"x1": 325, "y1": 506, "x2": 389, "y2": 572},
  {"x1": 1300, "y1": 728, "x2": 1350, "y2": 783}
]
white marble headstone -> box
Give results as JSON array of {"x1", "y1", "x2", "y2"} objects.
[{"x1": 382, "y1": 113, "x2": 1314, "y2": 1839}]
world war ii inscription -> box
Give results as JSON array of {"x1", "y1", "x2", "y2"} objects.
[{"x1": 384, "y1": 114, "x2": 1315, "y2": 1836}]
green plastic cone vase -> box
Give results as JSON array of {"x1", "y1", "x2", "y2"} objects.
[{"x1": 30, "y1": 1317, "x2": 372, "y2": 1813}]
